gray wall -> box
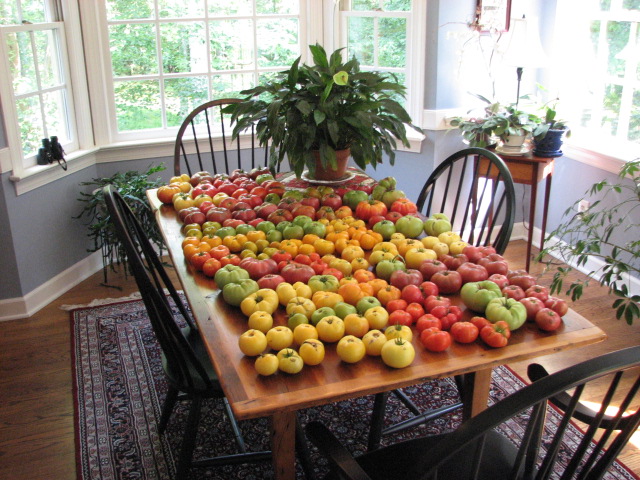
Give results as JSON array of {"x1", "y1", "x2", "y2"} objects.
[{"x1": 0, "y1": 0, "x2": 635, "y2": 302}]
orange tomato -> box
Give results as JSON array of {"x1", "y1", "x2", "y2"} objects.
[
  {"x1": 182, "y1": 244, "x2": 200, "y2": 260},
  {"x1": 350, "y1": 257, "x2": 370, "y2": 272},
  {"x1": 335, "y1": 206, "x2": 353, "y2": 219},
  {"x1": 358, "y1": 231, "x2": 383, "y2": 250},
  {"x1": 339, "y1": 276, "x2": 359, "y2": 286},
  {"x1": 358, "y1": 282, "x2": 375, "y2": 298},
  {"x1": 202, "y1": 235, "x2": 222, "y2": 248},
  {"x1": 341, "y1": 245, "x2": 365, "y2": 262},
  {"x1": 279, "y1": 240, "x2": 300, "y2": 257},
  {"x1": 246, "y1": 230, "x2": 266, "y2": 243},
  {"x1": 298, "y1": 243, "x2": 316, "y2": 255},
  {"x1": 312, "y1": 291, "x2": 344, "y2": 309},
  {"x1": 353, "y1": 269, "x2": 375, "y2": 283},
  {"x1": 367, "y1": 278, "x2": 388, "y2": 296},
  {"x1": 314, "y1": 239, "x2": 336, "y2": 256},
  {"x1": 377, "y1": 285, "x2": 402, "y2": 306},
  {"x1": 181, "y1": 236, "x2": 201, "y2": 249},
  {"x1": 302, "y1": 234, "x2": 320, "y2": 245},
  {"x1": 338, "y1": 283, "x2": 365, "y2": 305}
]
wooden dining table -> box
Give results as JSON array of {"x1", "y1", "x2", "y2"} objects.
[{"x1": 147, "y1": 180, "x2": 606, "y2": 480}]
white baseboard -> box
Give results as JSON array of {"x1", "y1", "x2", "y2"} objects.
[{"x1": 0, "y1": 251, "x2": 104, "y2": 322}]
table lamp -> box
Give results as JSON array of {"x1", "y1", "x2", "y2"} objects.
[{"x1": 502, "y1": 15, "x2": 548, "y2": 107}]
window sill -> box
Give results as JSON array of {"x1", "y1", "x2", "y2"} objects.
[
  {"x1": 562, "y1": 137, "x2": 639, "y2": 175},
  {"x1": 9, "y1": 148, "x2": 99, "y2": 195}
]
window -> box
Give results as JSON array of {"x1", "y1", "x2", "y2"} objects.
[
  {"x1": 553, "y1": 0, "x2": 639, "y2": 161},
  {"x1": 0, "y1": 0, "x2": 83, "y2": 173}
]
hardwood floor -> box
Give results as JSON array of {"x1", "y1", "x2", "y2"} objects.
[{"x1": 0, "y1": 240, "x2": 637, "y2": 478}]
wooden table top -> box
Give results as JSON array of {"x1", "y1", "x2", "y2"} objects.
[{"x1": 148, "y1": 190, "x2": 607, "y2": 421}]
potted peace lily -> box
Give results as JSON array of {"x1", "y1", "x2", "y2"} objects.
[{"x1": 226, "y1": 44, "x2": 421, "y2": 180}]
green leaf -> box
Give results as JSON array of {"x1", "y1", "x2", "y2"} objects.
[{"x1": 313, "y1": 110, "x2": 326, "y2": 125}]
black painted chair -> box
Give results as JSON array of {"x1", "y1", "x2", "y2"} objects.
[
  {"x1": 367, "y1": 147, "x2": 517, "y2": 450},
  {"x1": 173, "y1": 98, "x2": 279, "y2": 177},
  {"x1": 102, "y1": 185, "x2": 311, "y2": 480},
  {"x1": 308, "y1": 346, "x2": 640, "y2": 480}
]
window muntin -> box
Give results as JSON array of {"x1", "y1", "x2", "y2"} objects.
[{"x1": 105, "y1": 0, "x2": 302, "y2": 138}]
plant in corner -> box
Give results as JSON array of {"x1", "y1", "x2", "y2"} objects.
[
  {"x1": 226, "y1": 44, "x2": 421, "y2": 180},
  {"x1": 75, "y1": 165, "x2": 166, "y2": 284},
  {"x1": 536, "y1": 159, "x2": 639, "y2": 325}
]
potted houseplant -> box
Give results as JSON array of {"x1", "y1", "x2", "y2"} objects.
[
  {"x1": 226, "y1": 44, "x2": 421, "y2": 180},
  {"x1": 536, "y1": 159, "x2": 639, "y2": 325},
  {"x1": 532, "y1": 101, "x2": 570, "y2": 157},
  {"x1": 75, "y1": 165, "x2": 166, "y2": 284}
]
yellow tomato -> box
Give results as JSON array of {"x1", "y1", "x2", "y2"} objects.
[
  {"x1": 298, "y1": 338, "x2": 325, "y2": 365},
  {"x1": 438, "y1": 231, "x2": 461, "y2": 245},
  {"x1": 293, "y1": 324, "x2": 319, "y2": 346},
  {"x1": 292, "y1": 281, "x2": 313, "y2": 299},
  {"x1": 351, "y1": 257, "x2": 370, "y2": 272},
  {"x1": 313, "y1": 239, "x2": 335, "y2": 256},
  {"x1": 449, "y1": 240, "x2": 469, "y2": 255},
  {"x1": 286, "y1": 296, "x2": 317, "y2": 319},
  {"x1": 404, "y1": 247, "x2": 438, "y2": 269},
  {"x1": 341, "y1": 245, "x2": 365, "y2": 262},
  {"x1": 248, "y1": 311, "x2": 273, "y2": 333},
  {"x1": 312, "y1": 291, "x2": 344, "y2": 309},
  {"x1": 329, "y1": 258, "x2": 353, "y2": 277}
]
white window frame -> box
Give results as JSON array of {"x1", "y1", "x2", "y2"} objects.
[
  {"x1": 552, "y1": 1, "x2": 640, "y2": 172},
  {"x1": 0, "y1": 1, "x2": 93, "y2": 185}
]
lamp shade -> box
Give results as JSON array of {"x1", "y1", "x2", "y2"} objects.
[{"x1": 502, "y1": 16, "x2": 548, "y2": 69}]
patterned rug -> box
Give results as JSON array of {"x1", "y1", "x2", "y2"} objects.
[{"x1": 71, "y1": 298, "x2": 639, "y2": 480}]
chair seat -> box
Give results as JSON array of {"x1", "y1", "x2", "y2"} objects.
[
  {"x1": 324, "y1": 431, "x2": 520, "y2": 480},
  {"x1": 161, "y1": 326, "x2": 224, "y2": 395}
]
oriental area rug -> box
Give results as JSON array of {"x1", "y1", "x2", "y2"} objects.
[{"x1": 71, "y1": 298, "x2": 638, "y2": 480}]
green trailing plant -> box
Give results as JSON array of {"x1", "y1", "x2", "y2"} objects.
[
  {"x1": 75, "y1": 165, "x2": 166, "y2": 284},
  {"x1": 536, "y1": 159, "x2": 640, "y2": 325},
  {"x1": 226, "y1": 44, "x2": 421, "y2": 178}
]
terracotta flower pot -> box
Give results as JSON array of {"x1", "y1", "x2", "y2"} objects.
[{"x1": 311, "y1": 149, "x2": 350, "y2": 180}]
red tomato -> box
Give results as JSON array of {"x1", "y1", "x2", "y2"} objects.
[
  {"x1": 190, "y1": 251, "x2": 212, "y2": 271},
  {"x1": 323, "y1": 268, "x2": 344, "y2": 281},
  {"x1": 545, "y1": 296, "x2": 569, "y2": 316},
  {"x1": 535, "y1": 308, "x2": 563, "y2": 331},
  {"x1": 470, "y1": 316, "x2": 492, "y2": 331},
  {"x1": 386, "y1": 299, "x2": 409, "y2": 313},
  {"x1": 390, "y1": 198, "x2": 418, "y2": 216},
  {"x1": 525, "y1": 285, "x2": 550, "y2": 302},
  {"x1": 406, "y1": 302, "x2": 425, "y2": 322},
  {"x1": 502, "y1": 285, "x2": 525, "y2": 301},
  {"x1": 419, "y1": 327, "x2": 452, "y2": 352},
  {"x1": 457, "y1": 262, "x2": 489, "y2": 284},
  {"x1": 431, "y1": 270, "x2": 463, "y2": 294},
  {"x1": 202, "y1": 257, "x2": 222, "y2": 277},
  {"x1": 272, "y1": 250, "x2": 293, "y2": 263},
  {"x1": 210, "y1": 245, "x2": 231, "y2": 260},
  {"x1": 416, "y1": 314, "x2": 442, "y2": 332},
  {"x1": 477, "y1": 254, "x2": 509, "y2": 276},
  {"x1": 508, "y1": 271, "x2": 536, "y2": 290},
  {"x1": 430, "y1": 305, "x2": 463, "y2": 330},
  {"x1": 384, "y1": 211, "x2": 404, "y2": 224},
  {"x1": 424, "y1": 295, "x2": 451, "y2": 312},
  {"x1": 480, "y1": 321, "x2": 511, "y2": 348},
  {"x1": 488, "y1": 273, "x2": 509, "y2": 290},
  {"x1": 156, "y1": 184, "x2": 182, "y2": 204},
  {"x1": 355, "y1": 200, "x2": 388, "y2": 221},
  {"x1": 419, "y1": 259, "x2": 448, "y2": 281},
  {"x1": 442, "y1": 254, "x2": 469, "y2": 270},
  {"x1": 401, "y1": 284, "x2": 425, "y2": 305},
  {"x1": 520, "y1": 297, "x2": 545, "y2": 321},
  {"x1": 220, "y1": 254, "x2": 241, "y2": 267},
  {"x1": 450, "y1": 321, "x2": 479, "y2": 343},
  {"x1": 389, "y1": 310, "x2": 413, "y2": 327}
]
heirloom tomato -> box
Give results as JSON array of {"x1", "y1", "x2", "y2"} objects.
[
  {"x1": 336, "y1": 335, "x2": 366, "y2": 363},
  {"x1": 316, "y1": 316, "x2": 346, "y2": 343},
  {"x1": 416, "y1": 314, "x2": 442, "y2": 332},
  {"x1": 430, "y1": 305, "x2": 463, "y2": 330},
  {"x1": 240, "y1": 289, "x2": 279, "y2": 316},
  {"x1": 381, "y1": 338, "x2": 415, "y2": 368},
  {"x1": 431, "y1": 270, "x2": 463, "y2": 294},
  {"x1": 266, "y1": 326, "x2": 294, "y2": 351},
  {"x1": 293, "y1": 324, "x2": 318, "y2": 346},
  {"x1": 460, "y1": 280, "x2": 502, "y2": 312},
  {"x1": 545, "y1": 296, "x2": 568, "y2": 317},
  {"x1": 248, "y1": 311, "x2": 274, "y2": 333},
  {"x1": 388, "y1": 310, "x2": 413, "y2": 328},
  {"x1": 525, "y1": 285, "x2": 550, "y2": 302},
  {"x1": 254, "y1": 354, "x2": 279, "y2": 376},
  {"x1": 480, "y1": 321, "x2": 511, "y2": 348},
  {"x1": 520, "y1": 297, "x2": 545, "y2": 321},
  {"x1": 278, "y1": 349, "x2": 304, "y2": 374},
  {"x1": 222, "y1": 278, "x2": 260, "y2": 307},
  {"x1": 450, "y1": 321, "x2": 479, "y2": 343},
  {"x1": 535, "y1": 308, "x2": 562, "y2": 331},
  {"x1": 362, "y1": 330, "x2": 387, "y2": 356},
  {"x1": 156, "y1": 184, "x2": 182, "y2": 204},
  {"x1": 390, "y1": 198, "x2": 418, "y2": 216},
  {"x1": 485, "y1": 297, "x2": 527, "y2": 331},
  {"x1": 299, "y1": 338, "x2": 325, "y2": 365},
  {"x1": 355, "y1": 200, "x2": 387, "y2": 221},
  {"x1": 385, "y1": 324, "x2": 413, "y2": 341},
  {"x1": 238, "y1": 329, "x2": 268, "y2": 357},
  {"x1": 286, "y1": 297, "x2": 316, "y2": 319},
  {"x1": 419, "y1": 327, "x2": 452, "y2": 352}
]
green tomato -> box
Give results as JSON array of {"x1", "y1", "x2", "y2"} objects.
[
  {"x1": 343, "y1": 190, "x2": 369, "y2": 210},
  {"x1": 283, "y1": 224, "x2": 304, "y2": 240},
  {"x1": 485, "y1": 297, "x2": 527, "y2": 331},
  {"x1": 256, "y1": 173, "x2": 275, "y2": 184},
  {"x1": 424, "y1": 215, "x2": 453, "y2": 236},
  {"x1": 222, "y1": 278, "x2": 259, "y2": 306},
  {"x1": 356, "y1": 296, "x2": 382, "y2": 315},
  {"x1": 235, "y1": 223, "x2": 256, "y2": 235},
  {"x1": 394, "y1": 215, "x2": 424, "y2": 238},
  {"x1": 215, "y1": 226, "x2": 236, "y2": 239},
  {"x1": 276, "y1": 221, "x2": 292, "y2": 233},
  {"x1": 266, "y1": 229, "x2": 283, "y2": 243},
  {"x1": 292, "y1": 215, "x2": 313, "y2": 228},
  {"x1": 287, "y1": 313, "x2": 310, "y2": 330},
  {"x1": 372, "y1": 220, "x2": 396, "y2": 240},
  {"x1": 460, "y1": 280, "x2": 502, "y2": 312},
  {"x1": 375, "y1": 258, "x2": 406, "y2": 282},
  {"x1": 304, "y1": 221, "x2": 327, "y2": 237},
  {"x1": 308, "y1": 274, "x2": 340, "y2": 293},
  {"x1": 283, "y1": 190, "x2": 304, "y2": 200},
  {"x1": 264, "y1": 193, "x2": 281, "y2": 204},
  {"x1": 214, "y1": 265, "x2": 250, "y2": 289},
  {"x1": 310, "y1": 307, "x2": 336, "y2": 326},
  {"x1": 381, "y1": 189, "x2": 406, "y2": 208},
  {"x1": 256, "y1": 220, "x2": 276, "y2": 233},
  {"x1": 333, "y1": 301, "x2": 358, "y2": 319}
]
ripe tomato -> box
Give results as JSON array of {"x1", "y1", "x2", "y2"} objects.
[
  {"x1": 430, "y1": 305, "x2": 463, "y2": 330},
  {"x1": 416, "y1": 314, "x2": 442, "y2": 332},
  {"x1": 189, "y1": 251, "x2": 212, "y2": 271},
  {"x1": 424, "y1": 295, "x2": 451, "y2": 312},
  {"x1": 535, "y1": 308, "x2": 563, "y2": 331},
  {"x1": 502, "y1": 285, "x2": 525, "y2": 301},
  {"x1": 480, "y1": 321, "x2": 511, "y2": 348},
  {"x1": 389, "y1": 309, "x2": 413, "y2": 327},
  {"x1": 419, "y1": 327, "x2": 451, "y2": 352},
  {"x1": 202, "y1": 257, "x2": 222, "y2": 277},
  {"x1": 390, "y1": 198, "x2": 418, "y2": 216},
  {"x1": 431, "y1": 270, "x2": 463, "y2": 294},
  {"x1": 406, "y1": 302, "x2": 425, "y2": 321},
  {"x1": 525, "y1": 285, "x2": 550, "y2": 302},
  {"x1": 254, "y1": 353, "x2": 279, "y2": 376},
  {"x1": 381, "y1": 338, "x2": 415, "y2": 368},
  {"x1": 450, "y1": 321, "x2": 479, "y2": 343},
  {"x1": 336, "y1": 335, "x2": 366, "y2": 363},
  {"x1": 238, "y1": 329, "x2": 268, "y2": 356},
  {"x1": 545, "y1": 296, "x2": 569, "y2": 316},
  {"x1": 278, "y1": 349, "x2": 304, "y2": 374},
  {"x1": 299, "y1": 338, "x2": 325, "y2": 365},
  {"x1": 470, "y1": 316, "x2": 492, "y2": 331},
  {"x1": 157, "y1": 184, "x2": 182, "y2": 204},
  {"x1": 520, "y1": 297, "x2": 545, "y2": 321},
  {"x1": 385, "y1": 299, "x2": 408, "y2": 313},
  {"x1": 355, "y1": 200, "x2": 388, "y2": 221}
]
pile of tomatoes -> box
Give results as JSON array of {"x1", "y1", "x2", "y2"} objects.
[{"x1": 157, "y1": 169, "x2": 567, "y2": 376}]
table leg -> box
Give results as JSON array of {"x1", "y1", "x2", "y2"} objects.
[
  {"x1": 270, "y1": 411, "x2": 297, "y2": 480},
  {"x1": 460, "y1": 368, "x2": 493, "y2": 420},
  {"x1": 539, "y1": 171, "x2": 553, "y2": 254},
  {"x1": 526, "y1": 165, "x2": 539, "y2": 271}
]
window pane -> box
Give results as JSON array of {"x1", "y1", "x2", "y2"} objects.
[
  {"x1": 348, "y1": 17, "x2": 375, "y2": 66},
  {"x1": 109, "y1": 23, "x2": 158, "y2": 76},
  {"x1": 164, "y1": 77, "x2": 208, "y2": 126},
  {"x1": 210, "y1": 19, "x2": 255, "y2": 71},
  {"x1": 16, "y1": 95, "x2": 42, "y2": 159},
  {"x1": 158, "y1": 0, "x2": 204, "y2": 18},
  {"x1": 603, "y1": 83, "x2": 623, "y2": 136},
  {"x1": 631, "y1": 89, "x2": 640, "y2": 142},
  {"x1": 607, "y1": 21, "x2": 630, "y2": 78},
  {"x1": 114, "y1": 80, "x2": 162, "y2": 130},
  {"x1": 384, "y1": 0, "x2": 410, "y2": 11},
  {"x1": 106, "y1": 0, "x2": 153, "y2": 20},
  {"x1": 257, "y1": 18, "x2": 298, "y2": 68},
  {"x1": 211, "y1": 72, "x2": 255, "y2": 98},
  {"x1": 379, "y1": 17, "x2": 406, "y2": 68},
  {"x1": 0, "y1": 1, "x2": 19, "y2": 24},
  {"x1": 18, "y1": 0, "x2": 46, "y2": 23},
  {"x1": 10, "y1": 31, "x2": 38, "y2": 94},
  {"x1": 623, "y1": 0, "x2": 640, "y2": 8},
  {"x1": 43, "y1": 89, "x2": 68, "y2": 141},
  {"x1": 208, "y1": 0, "x2": 252, "y2": 16},
  {"x1": 161, "y1": 22, "x2": 206, "y2": 74},
  {"x1": 352, "y1": 0, "x2": 378, "y2": 10},
  {"x1": 256, "y1": 0, "x2": 298, "y2": 15},
  {"x1": 35, "y1": 29, "x2": 63, "y2": 88}
]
